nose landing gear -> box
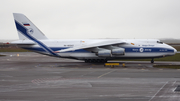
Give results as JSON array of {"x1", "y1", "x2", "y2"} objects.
[{"x1": 151, "y1": 58, "x2": 154, "y2": 63}]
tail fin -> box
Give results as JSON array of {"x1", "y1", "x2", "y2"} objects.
[{"x1": 13, "y1": 13, "x2": 48, "y2": 40}]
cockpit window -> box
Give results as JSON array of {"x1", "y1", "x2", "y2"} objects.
[{"x1": 157, "y1": 41, "x2": 163, "y2": 44}]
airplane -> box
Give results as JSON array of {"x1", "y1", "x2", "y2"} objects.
[{"x1": 8, "y1": 13, "x2": 177, "y2": 63}]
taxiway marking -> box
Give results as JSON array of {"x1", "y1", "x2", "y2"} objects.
[
  {"x1": 172, "y1": 81, "x2": 177, "y2": 86},
  {"x1": 149, "y1": 81, "x2": 168, "y2": 101},
  {"x1": 97, "y1": 70, "x2": 115, "y2": 78}
]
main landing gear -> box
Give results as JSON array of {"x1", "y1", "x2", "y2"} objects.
[
  {"x1": 84, "y1": 59, "x2": 107, "y2": 63},
  {"x1": 151, "y1": 58, "x2": 154, "y2": 63}
]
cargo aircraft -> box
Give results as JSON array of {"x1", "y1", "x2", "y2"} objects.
[{"x1": 9, "y1": 13, "x2": 177, "y2": 63}]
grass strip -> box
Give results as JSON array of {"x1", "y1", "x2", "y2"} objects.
[
  {"x1": 0, "y1": 48, "x2": 30, "y2": 52},
  {"x1": 172, "y1": 45, "x2": 180, "y2": 51},
  {"x1": 154, "y1": 65, "x2": 180, "y2": 69},
  {"x1": 116, "y1": 53, "x2": 180, "y2": 61},
  {"x1": 0, "y1": 54, "x2": 6, "y2": 56}
]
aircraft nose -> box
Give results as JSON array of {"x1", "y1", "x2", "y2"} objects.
[{"x1": 174, "y1": 48, "x2": 177, "y2": 53}]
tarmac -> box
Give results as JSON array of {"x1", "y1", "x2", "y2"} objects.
[{"x1": 0, "y1": 52, "x2": 180, "y2": 101}]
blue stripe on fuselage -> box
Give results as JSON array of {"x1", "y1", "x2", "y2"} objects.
[
  {"x1": 22, "y1": 47, "x2": 174, "y2": 53},
  {"x1": 15, "y1": 20, "x2": 59, "y2": 56},
  {"x1": 124, "y1": 47, "x2": 174, "y2": 53}
]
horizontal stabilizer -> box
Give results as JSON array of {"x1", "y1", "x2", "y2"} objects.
[
  {"x1": 9, "y1": 43, "x2": 35, "y2": 45},
  {"x1": 4, "y1": 40, "x2": 36, "y2": 45}
]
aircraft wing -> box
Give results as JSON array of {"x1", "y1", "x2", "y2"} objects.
[
  {"x1": 4, "y1": 40, "x2": 36, "y2": 45},
  {"x1": 55, "y1": 40, "x2": 126, "y2": 53}
]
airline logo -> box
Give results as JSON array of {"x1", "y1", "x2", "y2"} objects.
[
  {"x1": 139, "y1": 48, "x2": 144, "y2": 52},
  {"x1": 27, "y1": 28, "x2": 34, "y2": 34},
  {"x1": 23, "y1": 22, "x2": 30, "y2": 26}
]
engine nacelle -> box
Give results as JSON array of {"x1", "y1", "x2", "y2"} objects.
[
  {"x1": 97, "y1": 50, "x2": 111, "y2": 57},
  {"x1": 111, "y1": 48, "x2": 125, "y2": 55}
]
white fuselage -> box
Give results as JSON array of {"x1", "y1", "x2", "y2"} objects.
[{"x1": 16, "y1": 39, "x2": 177, "y2": 60}]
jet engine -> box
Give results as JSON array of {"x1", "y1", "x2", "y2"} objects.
[
  {"x1": 96, "y1": 48, "x2": 125, "y2": 57},
  {"x1": 111, "y1": 48, "x2": 125, "y2": 55},
  {"x1": 96, "y1": 50, "x2": 111, "y2": 57}
]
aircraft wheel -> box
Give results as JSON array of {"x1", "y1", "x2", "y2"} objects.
[
  {"x1": 100, "y1": 59, "x2": 103, "y2": 63},
  {"x1": 85, "y1": 59, "x2": 88, "y2": 63},
  {"x1": 151, "y1": 59, "x2": 154, "y2": 63},
  {"x1": 85, "y1": 59, "x2": 107, "y2": 63},
  {"x1": 94, "y1": 59, "x2": 98, "y2": 63},
  {"x1": 104, "y1": 60, "x2": 107, "y2": 63},
  {"x1": 102, "y1": 59, "x2": 107, "y2": 63},
  {"x1": 97, "y1": 59, "x2": 100, "y2": 63}
]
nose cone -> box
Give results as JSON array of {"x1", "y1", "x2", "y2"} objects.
[
  {"x1": 164, "y1": 44, "x2": 177, "y2": 56},
  {"x1": 174, "y1": 48, "x2": 177, "y2": 54}
]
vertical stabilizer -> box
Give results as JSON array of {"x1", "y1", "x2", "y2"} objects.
[{"x1": 13, "y1": 13, "x2": 48, "y2": 40}]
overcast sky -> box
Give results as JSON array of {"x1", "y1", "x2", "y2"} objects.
[{"x1": 0, "y1": 0, "x2": 180, "y2": 40}]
